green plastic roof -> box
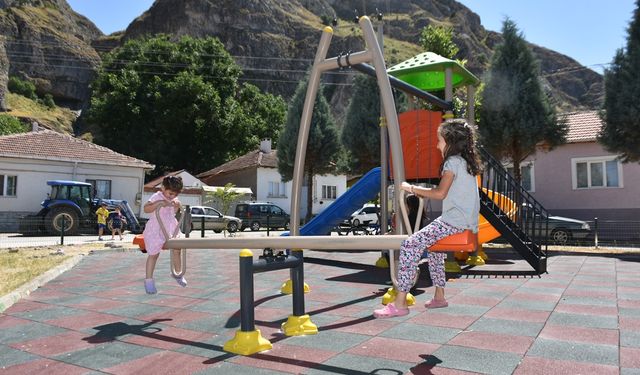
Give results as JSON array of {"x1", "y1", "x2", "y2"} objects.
[{"x1": 387, "y1": 52, "x2": 480, "y2": 91}]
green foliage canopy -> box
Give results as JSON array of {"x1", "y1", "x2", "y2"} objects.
[
  {"x1": 478, "y1": 19, "x2": 566, "y2": 181},
  {"x1": 419, "y1": 25, "x2": 459, "y2": 59},
  {"x1": 278, "y1": 79, "x2": 340, "y2": 221},
  {"x1": 88, "y1": 35, "x2": 286, "y2": 176},
  {"x1": 600, "y1": 1, "x2": 640, "y2": 162}
]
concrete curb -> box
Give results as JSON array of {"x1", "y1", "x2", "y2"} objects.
[{"x1": 0, "y1": 254, "x2": 84, "y2": 313}]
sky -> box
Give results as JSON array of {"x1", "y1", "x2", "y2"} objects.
[{"x1": 67, "y1": 0, "x2": 637, "y2": 74}]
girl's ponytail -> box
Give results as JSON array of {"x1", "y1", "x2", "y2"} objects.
[{"x1": 438, "y1": 119, "x2": 482, "y2": 176}]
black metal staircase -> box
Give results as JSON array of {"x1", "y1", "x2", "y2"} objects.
[{"x1": 478, "y1": 147, "x2": 548, "y2": 273}]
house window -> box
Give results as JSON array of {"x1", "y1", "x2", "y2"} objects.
[
  {"x1": 86, "y1": 179, "x2": 112, "y2": 199},
  {"x1": 268, "y1": 181, "x2": 286, "y2": 197},
  {"x1": 572, "y1": 156, "x2": 622, "y2": 189},
  {"x1": 0, "y1": 175, "x2": 17, "y2": 196},
  {"x1": 505, "y1": 162, "x2": 535, "y2": 192},
  {"x1": 322, "y1": 185, "x2": 337, "y2": 199}
]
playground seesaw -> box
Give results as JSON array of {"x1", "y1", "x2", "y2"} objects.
[{"x1": 162, "y1": 231, "x2": 475, "y2": 252}]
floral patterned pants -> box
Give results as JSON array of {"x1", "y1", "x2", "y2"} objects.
[{"x1": 396, "y1": 217, "x2": 464, "y2": 292}]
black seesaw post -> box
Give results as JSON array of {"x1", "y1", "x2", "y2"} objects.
[{"x1": 223, "y1": 248, "x2": 317, "y2": 356}]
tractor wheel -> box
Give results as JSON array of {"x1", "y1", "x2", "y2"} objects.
[{"x1": 45, "y1": 207, "x2": 79, "y2": 235}]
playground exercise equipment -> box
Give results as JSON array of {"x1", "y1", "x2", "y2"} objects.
[
  {"x1": 154, "y1": 15, "x2": 548, "y2": 356},
  {"x1": 162, "y1": 17, "x2": 483, "y2": 355},
  {"x1": 133, "y1": 203, "x2": 189, "y2": 278}
]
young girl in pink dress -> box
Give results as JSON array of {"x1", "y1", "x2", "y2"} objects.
[{"x1": 142, "y1": 175, "x2": 186, "y2": 294}]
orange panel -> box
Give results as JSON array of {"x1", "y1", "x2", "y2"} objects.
[
  {"x1": 391, "y1": 110, "x2": 443, "y2": 180},
  {"x1": 430, "y1": 230, "x2": 477, "y2": 252}
]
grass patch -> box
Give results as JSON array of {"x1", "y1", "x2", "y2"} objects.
[
  {"x1": 0, "y1": 244, "x2": 126, "y2": 296},
  {"x1": 6, "y1": 93, "x2": 78, "y2": 133},
  {"x1": 0, "y1": 248, "x2": 71, "y2": 295}
]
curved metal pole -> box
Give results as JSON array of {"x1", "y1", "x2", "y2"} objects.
[
  {"x1": 359, "y1": 16, "x2": 406, "y2": 289},
  {"x1": 156, "y1": 202, "x2": 187, "y2": 278},
  {"x1": 289, "y1": 27, "x2": 334, "y2": 236}
]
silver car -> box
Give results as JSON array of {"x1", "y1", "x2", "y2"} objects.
[
  {"x1": 189, "y1": 206, "x2": 242, "y2": 233},
  {"x1": 521, "y1": 204, "x2": 591, "y2": 245}
]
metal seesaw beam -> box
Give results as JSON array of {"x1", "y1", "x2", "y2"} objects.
[{"x1": 163, "y1": 235, "x2": 407, "y2": 251}]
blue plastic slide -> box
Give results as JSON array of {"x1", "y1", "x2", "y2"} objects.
[{"x1": 283, "y1": 167, "x2": 381, "y2": 236}]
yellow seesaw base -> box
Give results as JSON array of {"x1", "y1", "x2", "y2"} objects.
[{"x1": 223, "y1": 329, "x2": 272, "y2": 356}]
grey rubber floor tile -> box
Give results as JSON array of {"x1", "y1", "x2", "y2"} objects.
[
  {"x1": 305, "y1": 352, "x2": 414, "y2": 375},
  {"x1": 379, "y1": 322, "x2": 461, "y2": 344},
  {"x1": 0, "y1": 344, "x2": 40, "y2": 368},
  {"x1": 0, "y1": 321, "x2": 67, "y2": 344},
  {"x1": 527, "y1": 337, "x2": 618, "y2": 366},
  {"x1": 53, "y1": 341, "x2": 159, "y2": 370},
  {"x1": 548, "y1": 311, "x2": 619, "y2": 329},
  {"x1": 284, "y1": 330, "x2": 370, "y2": 352},
  {"x1": 427, "y1": 344, "x2": 522, "y2": 375},
  {"x1": 468, "y1": 317, "x2": 544, "y2": 337}
]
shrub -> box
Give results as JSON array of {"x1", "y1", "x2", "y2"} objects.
[
  {"x1": 0, "y1": 115, "x2": 26, "y2": 135},
  {"x1": 43, "y1": 93, "x2": 55, "y2": 108},
  {"x1": 7, "y1": 76, "x2": 37, "y2": 100}
]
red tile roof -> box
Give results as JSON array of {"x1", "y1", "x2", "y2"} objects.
[
  {"x1": 197, "y1": 149, "x2": 278, "y2": 179},
  {"x1": 563, "y1": 111, "x2": 602, "y2": 143},
  {"x1": 0, "y1": 129, "x2": 154, "y2": 168}
]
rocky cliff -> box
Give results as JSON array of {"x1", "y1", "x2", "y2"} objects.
[
  {"x1": 0, "y1": 0, "x2": 102, "y2": 109},
  {"x1": 121, "y1": 0, "x2": 603, "y2": 113},
  {"x1": 0, "y1": 0, "x2": 604, "y2": 125}
]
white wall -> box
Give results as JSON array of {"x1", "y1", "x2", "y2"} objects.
[
  {"x1": 0, "y1": 157, "x2": 147, "y2": 216},
  {"x1": 255, "y1": 167, "x2": 347, "y2": 218},
  {"x1": 256, "y1": 167, "x2": 291, "y2": 213},
  {"x1": 313, "y1": 174, "x2": 347, "y2": 214}
]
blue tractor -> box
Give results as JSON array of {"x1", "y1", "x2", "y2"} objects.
[{"x1": 20, "y1": 180, "x2": 145, "y2": 235}]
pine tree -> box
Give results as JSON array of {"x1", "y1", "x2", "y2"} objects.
[
  {"x1": 600, "y1": 0, "x2": 640, "y2": 162},
  {"x1": 341, "y1": 74, "x2": 381, "y2": 175},
  {"x1": 479, "y1": 19, "x2": 566, "y2": 182},
  {"x1": 278, "y1": 79, "x2": 341, "y2": 222}
]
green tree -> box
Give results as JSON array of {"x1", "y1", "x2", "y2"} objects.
[
  {"x1": 211, "y1": 183, "x2": 243, "y2": 236},
  {"x1": 211, "y1": 183, "x2": 243, "y2": 217},
  {"x1": 278, "y1": 79, "x2": 340, "y2": 222},
  {"x1": 341, "y1": 74, "x2": 381, "y2": 175},
  {"x1": 600, "y1": 1, "x2": 640, "y2": 162},
  {"x1": 87, "y1": 35, "x2": 285, "y2": 176},
  {"x1": 478, "y1": 19, "x2": 566, "y2": 182},
  {"x1": 419, "y1": 24, "x2": 459, "y2": 59},
  {"x1": 0, "y1": 114, "x2": 25, "y2": 135}
]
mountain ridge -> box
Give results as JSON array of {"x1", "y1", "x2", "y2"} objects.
[{"x1": 0, "y1": 0, "x2": 604, "y2": 133}]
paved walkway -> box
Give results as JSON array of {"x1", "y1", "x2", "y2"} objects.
[{"x1": 1, "y1": 246, "x2": 640, "y2": 374}]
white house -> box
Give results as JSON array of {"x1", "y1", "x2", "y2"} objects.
[
  {"x1": 197, "y1": 139, "x2": 347, "y2": 218},
  {"x1": 0, "y1": 127, "x2": 154, "y2": 230}
]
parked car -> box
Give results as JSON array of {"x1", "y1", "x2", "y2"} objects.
[
  {"x1": 520, "y1": 204, "x2": 591, "y2": 245},
  {"x1": 348, "y1": 204, "x2": 380, "y2": 227},
  {"x1": 189, "y1": 206, "x2": 242, "y2": 233},
  {"x1": 234, "y1": 202, "x2": 290, "y2": 231}
]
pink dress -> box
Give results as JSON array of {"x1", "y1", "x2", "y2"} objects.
[{"x1": 143, "y1": 191, "x2": 181, "y2": 255}]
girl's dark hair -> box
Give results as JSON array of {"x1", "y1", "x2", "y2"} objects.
[
  {"x1": 162, "y1": 175, "x2": 184, "y2": 192},
  {"x1": 438, "y1": 119, "x2": 482, "y2": 176}
]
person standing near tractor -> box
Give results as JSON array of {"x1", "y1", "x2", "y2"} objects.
[{"x1": 96, "y1": 202, "x2": 109, "y2": 241}]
